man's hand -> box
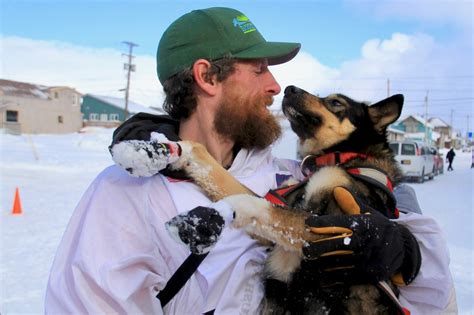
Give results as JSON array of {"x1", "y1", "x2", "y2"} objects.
[
  {"x1": 108, "y1": 112, "x2": 183, "y2": 177},
  {"x1": 302, "y1": 187, "x2": 421, "y2": 286},
  {"x1": 165, "y1": 201, "x2": 235, "y2": 254},
  {"x1": 109, "y1": 132, "x2": 181, "y2": 177},
  {"x1": 166, "y1": 206, "x2": 225, "y2": 255}
]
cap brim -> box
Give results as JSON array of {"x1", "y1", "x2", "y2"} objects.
[{"x1": 233, "y1": 42, "x2": 301, "y2": 65}]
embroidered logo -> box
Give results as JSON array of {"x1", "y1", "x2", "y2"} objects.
[{"x1": 232, "y1": 15, "x2": 256, "y2": 34}]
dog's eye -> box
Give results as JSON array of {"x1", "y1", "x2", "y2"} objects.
[
  {"x1": 328, "y1": 99, "x2": 345, "y2": 113},
  {"x1": 331, "y1": 99, "x2": 344, "y2": 107}
]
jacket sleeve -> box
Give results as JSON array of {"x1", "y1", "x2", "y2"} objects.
[
  {"x1": 396, "y1": 212, "x2": 456, "y2": 314},
  {"x1": 45, "y1": 166, "x2": 166, "y2": 314}
]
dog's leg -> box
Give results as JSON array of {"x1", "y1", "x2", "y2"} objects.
[
  {"x1": 224, "y1": 195, "x2": 322, "y2": 252},
  {"x1": 173, "y1": 141, "x2": 256, "y2": 201}
]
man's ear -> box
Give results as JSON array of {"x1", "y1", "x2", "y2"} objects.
[{"x1": 193, "y1": 59, "x2": 219, "y2": 96}]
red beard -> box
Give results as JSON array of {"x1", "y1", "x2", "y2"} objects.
[{"x1": 214, "y1": 91, "x2": 282, "y2": 150}]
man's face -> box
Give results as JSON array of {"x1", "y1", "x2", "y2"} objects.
[{"x1": 213, "y1": 59, "x2": 282, "y2": 150}]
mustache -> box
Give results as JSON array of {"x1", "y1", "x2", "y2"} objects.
[{"x1": 254, "y1": 95, "x2": 274, "y2": 108}]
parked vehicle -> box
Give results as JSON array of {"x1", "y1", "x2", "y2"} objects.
[
  {"x1": 389, "y1": 140, "x2": 436, "y2": 183},
  {"x1": 430, "y1": 146, "x2": 444, "y2": 175}
]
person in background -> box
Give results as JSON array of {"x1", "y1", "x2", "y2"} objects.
[
  {"x1": 446, "y1": 148, "x2": 456, "y2": 171},
  {"x1": 45, "y1": 7, "x2": 456, "y2": 314},
  {"x1": 471, "y1": 148, "x2": 474, "y2": 168}
]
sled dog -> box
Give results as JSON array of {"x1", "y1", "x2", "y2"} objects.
[{"x1": 113, "y1": 86, "x2": 406, "y2": 314}]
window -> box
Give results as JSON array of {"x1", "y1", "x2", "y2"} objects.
[
  {"x1": 72, "y1": 94, "x2": 77, "y2": 104},
  {"x1": 389, "y1": 143, "x2": 399, "y2": 154},
  {"x1": 100, "y1": 114, "x2": 108, "y2": 121},
  {"x1": 406, "y1": 125, "x2": 417, "y2": 133},
  {"x1": 89, "y1": 113, "x2": 99, "y2": 121},
  {"x1": 58, "y1": 116, "x2": 63, "y2": 123},
  {"x1": 109, "y1": 113, "x2": 119, "y2": 121},
  {"x1": 6, "y1": 110, "x2": 18, "y2": 122},
  {"x1": 401, "y1": 144, "x2": 416, "y2": 155}
]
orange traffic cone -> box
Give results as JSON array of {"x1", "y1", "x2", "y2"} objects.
[{"x1": 12, "y1": 187, "x2": 23, "y2": 215}]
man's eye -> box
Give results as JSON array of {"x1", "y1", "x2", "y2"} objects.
[{"x1": 254, "y1": 64, "x2": 268, "y2": 74}]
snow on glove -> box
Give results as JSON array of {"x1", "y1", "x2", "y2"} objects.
[
  {"x1": 109, "y1": 132, "x2": 182, "y2": 177},
  {"x1": 165, "y1": 202, "x2": 234, "y2": 255},
  {"x1": 303, "y1": 187, "x2": 421, "y2": 285}
]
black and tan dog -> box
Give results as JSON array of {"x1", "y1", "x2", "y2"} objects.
[{"x1": 111, "y1": 86, "x2": 406, "y2": 314}]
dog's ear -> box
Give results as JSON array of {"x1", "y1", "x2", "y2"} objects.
[{"x1": 368, "y1": 94, "x2": 404, "y2": 134}]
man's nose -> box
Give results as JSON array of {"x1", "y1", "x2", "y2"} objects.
[{"x1": 266, "y1": 71, "x2": 281, "y2": 95}]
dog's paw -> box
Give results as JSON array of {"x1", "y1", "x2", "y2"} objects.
[
  {"x1": 166, "y1": 140, "x2": 193, "y2": 171},
  {"x1": 166, "y1": 206, "x2": 231, "y2": 254},
  {"x1": 224, "y1": 195, "x2": 272, "y2": 229}
]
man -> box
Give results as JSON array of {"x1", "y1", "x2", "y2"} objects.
[
  {"x1": 471, "y1": 148, "x2": 474, "y2": 168},
  {"x1": 446, "y1": 148, "x2": 456, "y2": 171},
  {"x1": 45, "y1": 7, "x2": 455, "y2": 314}
]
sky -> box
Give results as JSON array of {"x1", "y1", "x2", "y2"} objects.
[
  {"x1": 1, "y1": 0, "x2": 473, "y2": 134},
  {"x1": 1, "y1": 128, "x2": 473, "y2": 313}
]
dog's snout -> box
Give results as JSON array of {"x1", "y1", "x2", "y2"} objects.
[{"x1": 284, "y1": 85, "x2": 303, "y2": 96}]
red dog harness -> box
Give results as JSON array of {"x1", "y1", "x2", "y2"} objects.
[
  {"x1": 265, "y1": 152, "x2": 399, "y2": 217},
  {"x1": 300, "y1": 152, "x2": 399, "y2": 218}
]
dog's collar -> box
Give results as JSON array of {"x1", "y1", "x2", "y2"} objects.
[
  {"x1": 301, "y1": 152, "x2": 370, "y2": 176},
  {"x1": 300, "y1": 152, "x2": 395, "y2": 194}
]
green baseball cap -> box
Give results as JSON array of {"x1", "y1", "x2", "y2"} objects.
[{"x1": 156, "y1": 7, "x2": 301, "y2": 84}]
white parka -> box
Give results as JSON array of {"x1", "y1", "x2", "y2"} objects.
[{"x1": 45, "y1": 147, "x2": 455, "y2": 314}]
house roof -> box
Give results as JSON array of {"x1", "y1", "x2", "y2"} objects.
[
  {"x1": 428, "y1": 117, "x2": 450, "y2": 128},
  {"x1": 388, "y1": 126, "x2": 405, "y2": 134},
  {"x1": 0, "y1": 79, "x2": 80, "y2": 99},
  {"x1": 399, "y1": 115, "x2": 434, "y2": 128},
  {"x1": 87, "y1": 94, "x2": 163, "y2": 115},
  {"x1": 0, "y1": 79, "x2": 50, "y2": 99}
]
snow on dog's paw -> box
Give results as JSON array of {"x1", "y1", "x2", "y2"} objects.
[
  {"x1": 224, "y1": 195, "x2": 271, "y2": 229},
  {"x1": 165, "y1": 206, "x2": 226, "y2": 255}
]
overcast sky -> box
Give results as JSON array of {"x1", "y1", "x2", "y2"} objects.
[{"x1": 1, "y1": 0, "x2": 473, "y2": 135}]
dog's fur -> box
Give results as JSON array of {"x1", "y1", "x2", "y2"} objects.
[{"x1": 161, "y1": 87, "x2": 404, "y2": 314}]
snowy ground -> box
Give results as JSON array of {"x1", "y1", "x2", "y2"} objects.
[{"x1": 1, "y1": 128, "x2": 473, "y2": 314}]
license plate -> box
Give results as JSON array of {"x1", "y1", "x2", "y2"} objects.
[{"x1": 401, "y1": 160, "x2": 411, "y2": 165}]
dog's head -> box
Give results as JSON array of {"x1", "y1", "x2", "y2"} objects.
[{"x1": 282, "y1": 86, "x2": 403, "y2": 156}]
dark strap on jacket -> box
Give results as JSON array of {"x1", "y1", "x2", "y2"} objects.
[{"x1": 156, "y1": 252, "x2": 208, "y2": 308}]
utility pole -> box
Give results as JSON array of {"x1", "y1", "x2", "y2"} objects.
[
  {"x1": 450, "y1": 109, "x2": 455, "y2": 140},
  {"x1": 468, "y1": 114, "x2": 471, "y2": 138},
  {"x1": 122, "y1": 41, "x2": 138, "y2": 120},
  {"x1": 387, "y1": 78, "x2": 390, "y2": 97},
  {"x1": 424, "y1": 90, "x2": 429, "y2": 143}
]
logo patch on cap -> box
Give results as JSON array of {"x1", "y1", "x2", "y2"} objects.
[{"x1": 232, "y1": 15, "x2": 256, "y2": 34}]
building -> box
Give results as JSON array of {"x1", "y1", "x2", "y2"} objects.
[
  {"x1": 81, "y1": 94, "x2": 163, "y2": 128},
  {"x1": 428, "y1": 117, "x2": 453, "y2": 148},
  {"x1": 392, "y1": 115, "x2": 435, "y2": 145},
  {"x1": 387, "y1": 126, "x2": 405, "y2": 141},
  {"x1": 0, "y1": 79, "x2": 83, "y2": 134}
]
